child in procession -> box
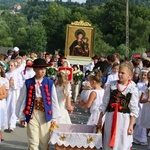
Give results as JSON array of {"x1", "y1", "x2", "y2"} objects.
[
  {"x1": 140, "y1": 71, "x2": 150, "y2": 150},
  {"x1": 55, "y1": 71, "x2": 74, "y2": 124},
  {"x1": 6, "y1": 60, "x2": 23, "y2": 132},
  {"x1": 97, "y1": 62, "x2": 139, "y2": 150},
  {"x1": 16, "y1": 58, "x2": 61, "y2": 150},
  {"x1": 133, "y1": 69, "x2": 149, "y2": 145},
  {"x1": 104, "y1": 62, "x2": 119, "y2": 89},
  {"x1": 79, "y1": 69, "x2": 104, "y2": 125},
  {"x1": 0, "y1": 64, "x2": 9, "y2": 141}
]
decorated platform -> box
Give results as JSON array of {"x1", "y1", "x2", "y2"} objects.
[{"x1": 49, "y1": 124, "x2": 102, "y2": 150}]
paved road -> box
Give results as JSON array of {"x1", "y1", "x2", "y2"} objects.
[{"x1": 0, "y1": 104, "x2": 147, "y2": 150}]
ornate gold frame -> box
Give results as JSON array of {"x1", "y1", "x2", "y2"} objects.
[{"x1": 65, "y1": 21, "x2": 95, "y2": 65}]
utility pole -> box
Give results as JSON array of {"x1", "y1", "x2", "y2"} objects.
[{"x1": 126, "y1": 0, "x2": 129, "y2": 58}]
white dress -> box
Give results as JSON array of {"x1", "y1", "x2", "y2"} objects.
[
  {"x1": 105, "y1": 72, "x2": 119, "y2": 86},
  {"x1": 80, "y1": 80, "x2": 92, "y2": 102},
  {"x1": 100, "y1": 80, "x2": 139, "y2": 150},
  {"x1": 87, "y1": 89, "x2": 104, "y2": 125},
  {"x1": 21, "y1": 68, "x2": 35, "y2": 82},
  {"x1": 6, "y1": 69, "x2": 23, "y2": 129},
  {"x1": 55, "y1": 85, "x2": 72, "y2": 124},
  {"x1": 0, "y1": 77, "x2": 9, "y2": 131},
  {"x1": 133, "y1": 81, "x2": 147, "y2": 143},
  {"x1": 140, "y1": 85, "x2": 150, "y2": 128}
]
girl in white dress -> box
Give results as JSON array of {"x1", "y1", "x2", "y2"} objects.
[
  {"x1": 15, "y1": 56, "x2": 25, "y2": 73},
  {"x1": 98, "y1": 62, "x2": 139, "y2": 150},
  {"x1": 6, "y1": 60, "x2": 23, "y2": 132},
  {"x1": 133, "y1": 69, "x2": 148, "y2": 145},
  {"x1": 80, "y1": 71, "x2": 92, "y2": 103},
  {"x1": 55, "y1": 71, "x2": 74, "y2": 124},
  {"x1": 140, "y1": 71, "x2": 150, "y2": 150},
  {"x1": 104, "y1": 62, "x2": 119, "y2": 88},
  {"x1": 79, "y1": 70, "x2": 104, "y2": 125},
  {"x1": 21, "y1": 59, "x2": 35, "y2": 82},
  {"x1": 0, "y1": 64, "x2": 9, "y2": 141}
]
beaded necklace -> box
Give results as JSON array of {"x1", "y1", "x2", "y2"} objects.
[{"x1": 117, "y1": 80, "x2": 130, "y2": 93}]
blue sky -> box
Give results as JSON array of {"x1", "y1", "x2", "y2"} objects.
[{"x1": 62, "y1": 0, "x2": 86, "y2": 3}]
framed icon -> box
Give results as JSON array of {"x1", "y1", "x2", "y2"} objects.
[{"x1": 65, "y1": 21, "x2": 95, "y2": 65}]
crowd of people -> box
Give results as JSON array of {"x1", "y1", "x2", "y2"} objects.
[{"x1": 0, "y1": 46, "x2": 150, "y2": 150}]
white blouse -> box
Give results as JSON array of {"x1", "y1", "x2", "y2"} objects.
[{"x1": 100, "y1": 80, "x2": 139, "y2": 118}]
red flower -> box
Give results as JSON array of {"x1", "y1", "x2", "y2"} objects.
[
  {"x1": 27, "y1": 106, "x2": 31, "y2": 110},
  {"x1": 44, "y1": 84, "x2": 48, "y2": 89},
  {"x1": 48, "y1": 110, "x2": 52, "y2": 115},
  {"x1": 24, "y1": 109, "x2": 29, "y2": 115},
  {"x1": 46, "y1": 93, "x2": 50, "y2": 96},
  {"x1": 28, "y1": 94, "x2": 32, "y2": 98},
  {"x1": 30, "y1": 86, "x2": 34, "y2": 90},
  {"x1": 29, "y1": 90, "x2": 33, "y2": 94},
  {"x1": 46, "y1": 97, "x2": 50, "y2": 101},
  {"x1": 47, "y1": 101, "x2": 51, "y2": 105},
  {"x1": 45, "y1": 89, "x2": 49, "y2": 93},
  {"x1": 28, "y1": 102, "x2": 31, "y2": 105},
  {"x1": 28, "y1": 98, "x2": 32, "y2": 102}
]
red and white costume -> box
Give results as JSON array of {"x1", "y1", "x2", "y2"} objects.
[{"x1": 100, "y1": 80, "x2": 139, "y2": 150}]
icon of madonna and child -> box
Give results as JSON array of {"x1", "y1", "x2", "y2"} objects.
[{"x1": 69, "y1": 29, "x2": 89, "y2": 57}]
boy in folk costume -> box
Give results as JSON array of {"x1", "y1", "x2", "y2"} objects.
[{"x1": 16, "y1": 58, "x2": 61, "y2": 150}]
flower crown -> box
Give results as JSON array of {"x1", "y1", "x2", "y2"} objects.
[{"x1": 90, "y1": 71, "x2": 95, "y2": 76}]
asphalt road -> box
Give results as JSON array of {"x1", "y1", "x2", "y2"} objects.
[{"x1": 0, "y1": 104, "x2": 147, "y2": 150}]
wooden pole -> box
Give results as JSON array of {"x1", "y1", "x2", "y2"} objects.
[{"x1": 126, "y1": 0, "x2": 129, "y2": 58}]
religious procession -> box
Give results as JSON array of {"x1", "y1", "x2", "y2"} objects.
[
  {"x1": 1, "y1": 0, "x2": 150, "y2": 150},
  {"x1": 0, "y1": 47, "x2": 149, "y2": 150}
]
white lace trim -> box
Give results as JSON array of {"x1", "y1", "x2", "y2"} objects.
[{"x1": 49, "y1": 124, "x2": 102, "y2": 149}]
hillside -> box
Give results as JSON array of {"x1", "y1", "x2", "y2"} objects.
[
  {"x1": 0, "y1": 0, "x2": 150, "y2": 8},
  {"x1": 0, "y1": 0, "x2": 27, "y2": 6}
]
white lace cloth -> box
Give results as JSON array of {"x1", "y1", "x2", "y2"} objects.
[{"x1": 49, "y1": 124, "x2": 102, "y2": 149}]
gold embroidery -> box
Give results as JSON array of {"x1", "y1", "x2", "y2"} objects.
[
  {"x1": 87, "y1": 137, "x2": 94, "y2": 143},
  {"x1": 59, "y1": 135, "x2": 66, "y2": 141},
  {"x1": 49, "y1": 121, "x2": 59, "y2": 133}
]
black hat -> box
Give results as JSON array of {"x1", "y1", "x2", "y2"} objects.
[{"x1": 29, "y1": 58, "x2": 49, "y2": 68}]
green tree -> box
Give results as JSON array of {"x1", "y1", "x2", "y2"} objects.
[
  {"x1": 2, "y1": 12, "x2": 28, "y2": 37},
  {"x1": 41, "y1": 2, "x2": 71, "y2": 53},
  {"x1": 26, "y1": 21, "x2": 47, "y2": 53},
  {"x1": 0, "y1": 20, "x2": 13, "y2": 47},
  {"x1": 13, "y1": 27, "x2": 28, "y2": 49}
]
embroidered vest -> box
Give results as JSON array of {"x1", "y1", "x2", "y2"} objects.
[
  {"x1": 24, "y1": 76, "x2": 53, "y2": 123},
  {"x1": 106, "y1": 89, "x2": 132, "y2": 113}
]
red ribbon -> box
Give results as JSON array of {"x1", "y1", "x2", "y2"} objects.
[
  {"x1": 24, "y1": 63, "x2": 32, "y2": 75},
  {"x1": 109, "y1": 103, "x2": 123, "y2": 148},
  {"x1": 37, "y1": 81, "x2": 41, "y2": 86}
]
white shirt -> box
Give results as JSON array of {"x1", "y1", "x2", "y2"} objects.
[{"x1": 16, "y1": 78, "x2": 61, "y2": 120}]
